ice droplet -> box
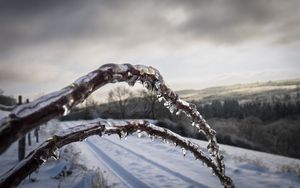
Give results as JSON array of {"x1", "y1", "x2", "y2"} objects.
[
  {"x1": 137, "y1": 132, "x2": 143, "y2": 138},
  {"x1": 119, "y1": 131, "x2": 128, "y2": 140},
  {"x1": 192, "y1": 122, "x2": 196, "y2": 127},
  {"x1": 40, "y1": 156, "x2": 47, "y2": 163},
  {"x1": 127, "y1": 71, "x2": 132, "y2": 77},
  {"x1": 175, "y1": 109, "x2": 181, "y2": 115},
  {"x1": 51, "y1": 149, "x2": 60, "y2": 160},
  {"x1": 169, "y1": 104, "x2": 176, "y2": 114},
  {"x1": 182, "y1": 148, "x2": 187, "y2": 156},
  {"x1": 62, "y1": 105, "x2": 70, "y2": 116},
  {"x1": 162, "y1": 139, "x2": 169, "y2": 144},
  {"x1": 158, "y1": 96, "x2": 164, "y2": 102},
  {"x1": 164, "y1": 101, "x2": 170, "y2": 107}
]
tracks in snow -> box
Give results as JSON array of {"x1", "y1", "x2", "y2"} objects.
[
  {"x1": 65, "y1": 121, "x2": 208, "y2": 188},
  {"x1": 86, "y1": 137, "x2": 208, "y2": 188}
]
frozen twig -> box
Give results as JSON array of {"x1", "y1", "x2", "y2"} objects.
[
  {"x1": 0, "y1": 120, "x2": 234, "y2": 188},
  {"x1": 0, "y1": 63, "x2": 234, "y2": 187}
]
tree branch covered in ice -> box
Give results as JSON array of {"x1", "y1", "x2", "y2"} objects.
[
  {"x1": 0, "y1": 120, "x2": 234, "y2": 188},
  {"x1": 0, "y1": 63, "x2": 234, "y2": 187}
]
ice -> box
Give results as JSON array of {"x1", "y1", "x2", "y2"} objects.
[
  {"x1": 119, "y1": 130, "x2": 128, "y2": 140},
  {"x1": 175, "y1": 109, "x2": 182, "y2": 115},
  {"x1": 158, "y1": 96, "x2": 164, "y2": 102},
  {"x1": 12, "y1": 88, "x2": 72, "y2": 118},
  {"x1": 113, "y1": 64, "x2": 130, "y2": 73},
  {"x1": 99, "y1": 63, "x2": 129, "y2": 73},
  {"x1": 0, "y1": 64, "x2": 231, "y2": 187},
  {"x1": 51, "y1": 149, "x2": 60, "y2": 160},
  {"x1": 62, "y1": 105, "x2": 70, "y2": 116},
  {"x1": 182, "y1": 148, "x2": 187, "y2": 156},
  {"x1": 74, "y1": 71, "x2": 98, "y2": 85}
]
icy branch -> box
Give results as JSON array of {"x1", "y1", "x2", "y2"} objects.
[
  {"x1": 0, "y1": 64, "x2": 217, "y2": 159},
  {"x1": 0, "y1": 63, "x2": 233, "y2": 187},
  {"x1": 0, "y1": 120, "x2": 234, "y2": 188}
]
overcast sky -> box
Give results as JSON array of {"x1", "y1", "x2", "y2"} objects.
[{"x1": 0, "y1": 0, "x2": 300, "y2": 100}]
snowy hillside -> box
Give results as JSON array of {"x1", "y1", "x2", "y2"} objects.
[{"x1": 0, "y1": 110, "x2": 299, "y2": 188}]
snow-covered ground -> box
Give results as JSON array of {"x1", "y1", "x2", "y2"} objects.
[{"x1": 0, "y1": 110, "x2": 299, "y2": 188}]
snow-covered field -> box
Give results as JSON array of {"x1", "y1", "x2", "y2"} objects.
[{"x1": 0, "y1": 110, "x2": 299, "y2": 188}]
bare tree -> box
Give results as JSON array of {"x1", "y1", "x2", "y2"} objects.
[
  {"x1": 108, "y1": 86, "x2": 133, "y2": 118},
  {"x1": 84, "y1": 95, "x2": 99, "y2": 118},
  {"x1": 139, "y1": 89, "x2": 158, "y2": 119}
]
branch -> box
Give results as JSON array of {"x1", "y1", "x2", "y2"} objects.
[
  {"x1": 0, "y1": 63, "x2": 232, "y2": 186},
  {"x1": 0, "y1": 64, "x2": 219, "y2": 160},
  {"x1": 0, "y1": 120, "x2": 234, "y2": 188}
]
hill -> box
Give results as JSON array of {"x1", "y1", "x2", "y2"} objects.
[{"x1": 176, "y1": 78, "x2": 300, "y2": 103}]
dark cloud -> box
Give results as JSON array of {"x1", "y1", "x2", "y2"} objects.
[
  {"x1": 0, "y1": 0, "x2": 299, "y2": 56},
  {"x1": 0, "y1": 0, "x2": 299, "y2": 95}
]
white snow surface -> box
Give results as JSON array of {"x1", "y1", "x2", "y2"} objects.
[{"x1": 0, "y1": 111, "x2": 299, "y2": 188}]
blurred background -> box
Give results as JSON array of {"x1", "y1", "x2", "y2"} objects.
[{"x1": 0, "y1": 0, "x2": 300, "y2": 159}]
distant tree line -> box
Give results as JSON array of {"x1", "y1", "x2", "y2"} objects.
[
  {"x1": 59, "y1": 87, "x2": 300, "y2": 158},
  {"x1": 0, "y1": 90, "x2": 16, "y2": 106},
  {"x1": 196, "y1": 95, "x2": 300, "y2": 121}
]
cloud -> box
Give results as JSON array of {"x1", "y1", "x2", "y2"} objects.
[
  {"x1": 0, "y1": 0, "x2": 299, "y2": 56},
  {"x1": 0, "y1": 0, "x2": 299, "y2": 97}
]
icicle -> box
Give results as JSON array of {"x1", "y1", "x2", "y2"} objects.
[
  {"x1": 182, "y1": 147, "x2": 187, "y2": 156},
  {"x1": 51, "y1": 149, "x2": 60, "y2": 160},
  {"x1": 162, "y1": 139, "x2": 169, "y2": 144},
  {"x1": 164, "y1": 101, "x2": 170, "y2": 107},
  {"x1": 119, "y1": 130, "x2": 128, "y2": 140},
  {"x1": 158, "y1": 96, "x2": 164, "y2": 102},
  {"x1": 137, "y1": 132, "x2": 143, "y2": 138},
  {"x1": 169, "y1": 103, "x2": 177, "y2": 114},
  {"x1": 40, "y1": 156, "x2": 47, "y2": 163},
  {"x1": 175, "y1": 109, "x2": 182, "y2": 115}
]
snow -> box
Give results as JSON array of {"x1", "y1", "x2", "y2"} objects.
[
  {"x1": 0, "y1": 112, "x2": 299, "y2": 188},
  {"x1": 64, "y1": 120, "x2": 300, "y2": 188}
]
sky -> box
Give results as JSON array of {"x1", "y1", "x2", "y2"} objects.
[{"x1": 0, "y1": 0, "x2": 300, "y2": 101}]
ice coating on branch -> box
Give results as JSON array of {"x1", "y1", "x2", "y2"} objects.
[
  {"x1": 10, "y1": 63, "x2": 221, "y2": 167},
  {"x1": 74, "y1": 71, "x2": 98, "y2": 85},
  {"x1": 12, "y1": 88, "x2": 72, "y2": 118},
  {"x1": 0, "y1": 63, "x2": 232, "y2": 187}
]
